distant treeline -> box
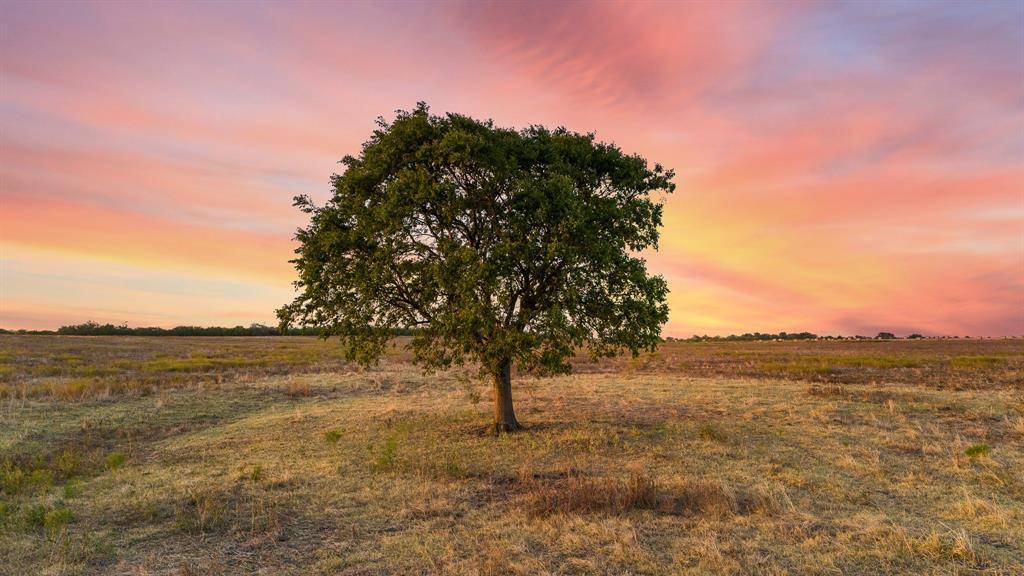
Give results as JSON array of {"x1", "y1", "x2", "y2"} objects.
[
  {"x1": 0, "y1": 323, "x2": 1001, "y2": 340},
  {"x1": 0, "y1": 321, "x2": 420, "y2": 337}
]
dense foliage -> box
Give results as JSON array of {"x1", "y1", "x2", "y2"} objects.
[{"x1": 280, "y1": 104, "x2": 674, "y2": 373}]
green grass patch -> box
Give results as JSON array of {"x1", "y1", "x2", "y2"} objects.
[
  {"x1": 760, "y1": 355, "x2": 924, "y2": 377},
  {"x1": 72, "y1": 365, "x2": 122, "y2": 377},
  {"x1": 372, "y1": 436, "x2": 400, "y2": 472},
  {"x1": 0, "y1": 501, "x2": 74, "y2": 534},
  {"x1": 949, "y1": 356, "x2": 1008, "y2": 369},
  {"x1": 1, "y1": 465, "x2": 53, "y2": 495},
  {"x1": 105, "y1": 452, "x2": 127, "y2": 471},
  {"x1": 965, "y1": 443, "x2": 990, "y2": 457}
]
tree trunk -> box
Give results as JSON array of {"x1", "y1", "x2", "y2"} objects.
[{"x1": 492, "y1": 358, "x2": 521, "y2": 433}]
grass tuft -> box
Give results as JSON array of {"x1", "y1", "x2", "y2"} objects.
[
  {"x1": 372, "y1": 436, "x2": 400, "y2": 472},
  {"x1": 698, "y1": 423, "x2": 728, "y2": 443},
  {"x1": 964, "y1": 444, "x2": 990, "y2": 458},
  {"x1": 105, "y1": 451, "x2": 127, "y2": 471},
  {"x1": 174, "y1": 489, "x2": 228, "y2": 536},
  {"x1": 525, "y1": 473, "x2": 662, "y2": 516}
]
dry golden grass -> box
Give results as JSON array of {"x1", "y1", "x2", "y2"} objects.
[{"x1": 1, "y1": 336, "x2": 1021, "y2": 574}]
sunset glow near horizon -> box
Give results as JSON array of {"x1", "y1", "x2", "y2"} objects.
[{"x1": 1, "y1": 1, "x2": 1022, "y2": 336}]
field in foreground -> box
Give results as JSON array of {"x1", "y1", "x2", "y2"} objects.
[{"x1": 1, "y1": 337, "x2": 1021, "y2": 575}]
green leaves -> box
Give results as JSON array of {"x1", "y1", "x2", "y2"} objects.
[{"x1": 279, "y1": 103, "x2": 674, "y2": 376}]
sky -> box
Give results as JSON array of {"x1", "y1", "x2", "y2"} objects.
[{"x1": 1, "y1": 1, "x2": 1022, "y2": 337}]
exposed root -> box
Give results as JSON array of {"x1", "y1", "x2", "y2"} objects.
[{"x1": 492, "y1": 420, "x2": 524, "y2": 435}]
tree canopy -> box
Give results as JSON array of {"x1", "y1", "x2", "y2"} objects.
[{"x1": 278, "y1": 103, "x2": 674, "y2": 431}]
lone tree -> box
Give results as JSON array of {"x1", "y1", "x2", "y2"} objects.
[{"x1": 278, "y1": 104, "x2": 674, "y2": 432}]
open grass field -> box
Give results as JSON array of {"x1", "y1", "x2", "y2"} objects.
[{"x1": 1, "y1": 336, "x2": 1022, "y2": 575}]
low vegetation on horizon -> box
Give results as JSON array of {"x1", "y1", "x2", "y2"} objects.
[
  {"x1": 4, "y1": 321, "x2": 995, "y2": 342},
  {"x1": 1, "y1": 335, "x2": 1021, "y2": 574}
]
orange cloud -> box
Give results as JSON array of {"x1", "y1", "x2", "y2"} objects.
[{"x1": 1, "y1": 195, "x2": 295, "y2": 284}]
